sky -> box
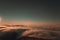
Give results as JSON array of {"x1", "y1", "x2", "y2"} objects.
[{"x1": 0, "y1": 0, "x2": 60, "y2": 22}]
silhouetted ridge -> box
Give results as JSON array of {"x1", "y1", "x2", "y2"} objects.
[
  {"x1": 0, "y1": 29, "x2": 28, "y2": 40},
  {"x1": 18, "y1": 36, "x2": 52, "y2": 40}
]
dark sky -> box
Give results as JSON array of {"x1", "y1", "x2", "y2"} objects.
[{"x1": 0, "y1": 0, "x2": 60, "y2": 22}]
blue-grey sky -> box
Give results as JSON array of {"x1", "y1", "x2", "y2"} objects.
[{"x1": 0, "y1": 0, "x2": 60, "y2": 22}]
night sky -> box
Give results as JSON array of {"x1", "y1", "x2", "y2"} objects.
[{"x1": 0, "y1": 0, "x2": 60, "y2": 22}]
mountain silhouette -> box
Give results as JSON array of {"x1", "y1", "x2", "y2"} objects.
[{"x1": 0, "y1": 29, "x2": 28, "y2": 40}]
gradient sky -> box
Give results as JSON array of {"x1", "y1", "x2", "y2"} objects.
[{"x1": 0, "y1": 0, "x2": 60, "y2": 22}]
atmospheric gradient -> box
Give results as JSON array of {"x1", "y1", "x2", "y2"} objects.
[{"x1": 0, "y1": 0, "x2": 60, "y2": 40}]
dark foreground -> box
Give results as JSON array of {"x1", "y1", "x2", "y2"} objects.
[{"x1": 0, "y1": 29, "x2": 59, "y2": 40}]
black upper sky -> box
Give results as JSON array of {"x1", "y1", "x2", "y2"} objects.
[{"x1": 0, "y1": 0, "x2": 60, "y2": 22}]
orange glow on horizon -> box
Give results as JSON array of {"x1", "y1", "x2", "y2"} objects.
[
  {"x1": 0, "y1": 19, "x2": 60, "y2": 27},
  {"x1": 4, "y1": 20, "x2": 60, "y2": 26}
]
